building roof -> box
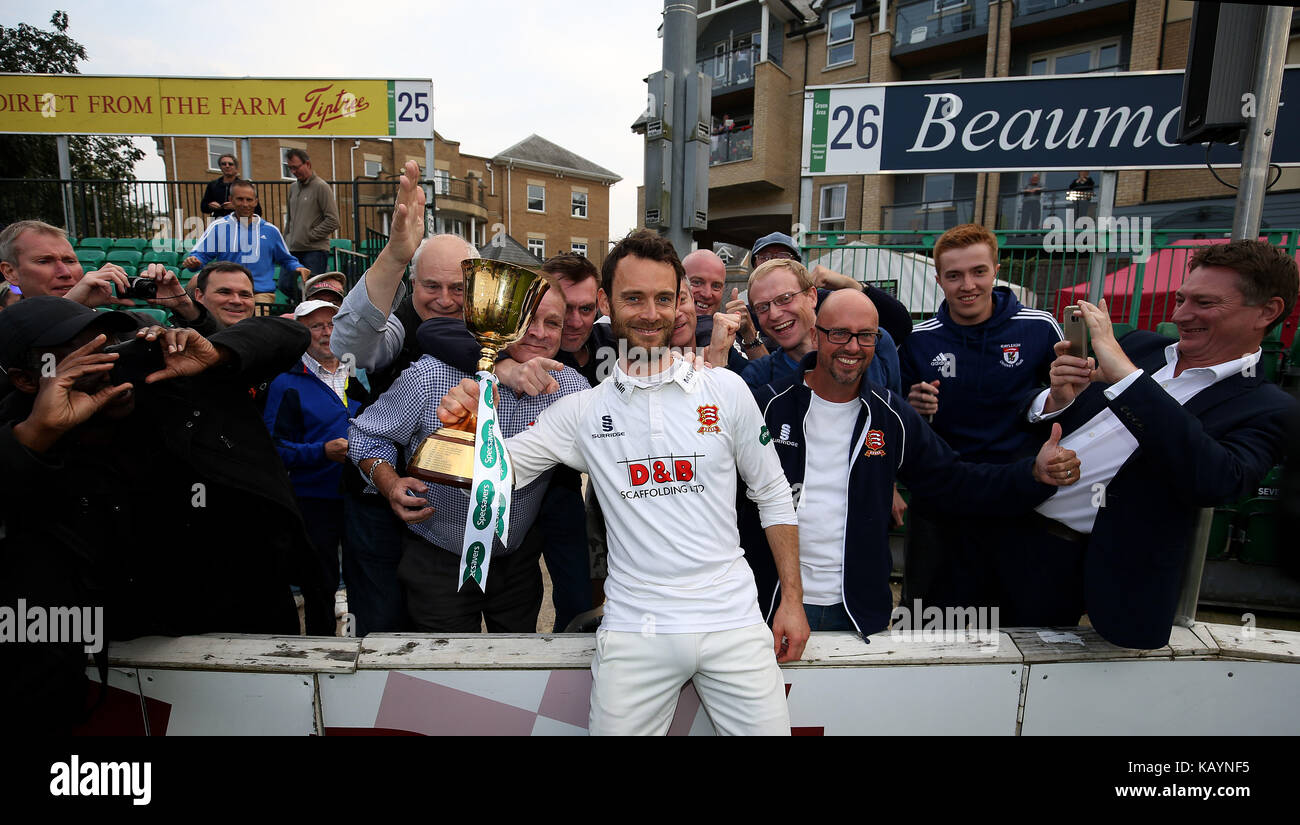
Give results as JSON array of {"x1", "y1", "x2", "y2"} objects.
[
  {"x1": 477, "y1": 232, "x2": 544, "y2": 267},
  {"x1": 492, "y1": 134, "x2": 622, "y2": 183}
]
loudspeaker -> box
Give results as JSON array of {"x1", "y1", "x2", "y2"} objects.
[{"x1": 1176, "y1": 2, "x2": 1268, "y2": 145}]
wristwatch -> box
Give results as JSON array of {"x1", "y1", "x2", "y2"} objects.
[{"x1": 738, "y1": 336, "x2": 761, "y2": 349}]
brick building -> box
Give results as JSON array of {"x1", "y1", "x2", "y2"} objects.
[
  {"x1": 636, "y1": 0, "x2": 1300, "y2": 250},
  {"x1": 157, "y1": 131, "x2": 620, "y2": 265}
]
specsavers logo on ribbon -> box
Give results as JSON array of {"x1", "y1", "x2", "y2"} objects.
[{"x1": 459, "y1": 372, "x2": 513, "y2": 591}]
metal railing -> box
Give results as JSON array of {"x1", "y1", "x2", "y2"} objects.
[
  {"x1": 799, "y1": 229, "x2": 1300, "y2": 336},
  {"x1": 432, "y1": 175, "x2": 485, "y2": 207},
  {"x1": 710, "y1": 127, "x2": 754, "y2": 165},
  {"x1": 698, "y1": 44, "x2": 774, "y2": 93},
  {"x1": 895, "y1": 0, "x2": 989, "y2": 48},
  {"x1": 882, "y1": 197, "x2": 978, "y2": 237},
  {"x1": 1014, "y1": 0, "x2": 1094, "y2": 17},
  {"x1": 0, "y1": 176, "x2": 424, "y2": 254}
]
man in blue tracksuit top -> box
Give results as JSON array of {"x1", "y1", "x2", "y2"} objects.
[
  {"x1": 183, "y1": 180, "x2": 309, "y2": 305},
  {"x1": 897, "y1": 224, "x2": 1062, "y2": 612},
  {"x1": 740, "y1": 290, "x2": 1081, "y2": 635},
  {"x1": 264, "y1": 300, "x2": 368, "y2": 626}
]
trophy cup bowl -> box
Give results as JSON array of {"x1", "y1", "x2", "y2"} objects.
[{"x1": 406, "y1": 258, "x2": 551, "y2": 488}]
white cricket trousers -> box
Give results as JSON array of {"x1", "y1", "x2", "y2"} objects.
[{"x1": 588, "y1": 622, "x2": 790, "y2": 736}]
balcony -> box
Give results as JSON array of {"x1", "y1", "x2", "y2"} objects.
[
  {"x1": 894, "y1": 0, "x2": 989, "y2": 49},
  {"x1": 883, "y1": 197, "x2": 977, "y2": 240},
  {"x1": 710, "y1": 124, "x2": 754, "y2": 165},
  {"x1": 431, "y1": 175, "x2": 488, "y2": 221},
  {"x1": 996, "y1": 188, "x2": 1092, "y2": 233},
  {"x1": 698, "y1": 44, "x2": 777, "y2": 95}
]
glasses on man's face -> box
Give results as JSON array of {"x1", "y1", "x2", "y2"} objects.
[
  {"x1": 753, "y1": 290, "x2": 803, "y2": 315},
  {"x1": 220, "y1": 161, "x2": 236, "y2": 167},
  {"x1": 816, "y1": 326, "x2": 880, "y2": 347},
  {"x1": 755, "y1": 249, "x2": 798, "y2": 265}
]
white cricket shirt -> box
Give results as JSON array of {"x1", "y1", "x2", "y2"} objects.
[{"x1": 507, "y1": 355, "x2": 797, "y2": 633}]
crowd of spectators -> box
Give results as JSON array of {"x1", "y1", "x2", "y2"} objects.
[{"x1": 2, "y1": 156, "x2": 1297, "y2": 732}]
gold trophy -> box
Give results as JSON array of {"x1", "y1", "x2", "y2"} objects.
[{"x1": 406, "y1": 259, "x2": 551, "y2": 488}]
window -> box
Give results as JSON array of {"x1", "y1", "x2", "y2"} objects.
[
  {"x1": 433, "y1": 169, "x2": 450, "y2": 195},
  {"x1": 570, "y1": 242, "x2": 587, "y2": 258},
  {"x1": 923, "y1": 173, "x2": 955, "y2": 209},
  {"x1": 819, "y1": 183, "x2": 847, "y2": 232},
  {"x1": 934, "y1": 0, "x2": 967, "y2": 11},
  {"x1": 527, "y1": 184, "x2": 545, "y2": 212},
  {"x1": 527, "y1": 238, "x2": 545, "y2": 258},
  {"x1": 207, "y1": 138, "x2": 237, "y2": 173},
  {"x1": 364, "y1": 159, "x2": 383, "y2": 178},
  {"x1": 571, "y1": 191, "x2": 588, "y2": 219},
  {"x1": 1029, "y1": 39, "x2": 1122, "y2": 76},
  {"x1": 280, "y1": 147, "x2": 297, "y2": 179},
  {"x1": 931, "y1": 69, "x2": 962, "y2": 80},
  {"x1": 827, "y1": 6, "x2": 854, "y2": 67}
]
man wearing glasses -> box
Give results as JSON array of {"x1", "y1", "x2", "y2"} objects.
[
  {"x1": 739, "y1": 257, "x2": 901, "y2": 396},
  {"x1": 201, "y1": 154, "x2": 262, "y2": 219},
  {"x1": 742, "y1": 289, "x2": 1082, "y2": 634}
]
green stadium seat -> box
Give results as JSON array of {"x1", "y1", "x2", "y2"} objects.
[
  {"x1": 78, "y1": 238, "x2": 112, "y2": 252},
  {"x1": 117, "y1": 265, "x2": 137, "y2": 278},
  {"x1": 1155, "y1": 321, "x2": 1178, "y2": 338},
  {"x1": 166, "y1": 265, "x2": 183, "y2": 280},
  {"x1": 77, "y1": 250, "x2": 107, "y2": 267},
  {"x1": 111, "y1": 238, "x2": 148, "y2": 252},
  {"x1": 1111, "y1": 322, "x2": 1135, "y2": 340},
  {"x1": 129, "y1": 307, "x2": 171, "y2": 327},
  {"x1": 330, "y1": 239, "x2": 353, "y2": 250},
  {"x1": 1237, "y1": 497, "x2": 1278, "y2": 565},
  {"x1": 105, "y1": 250, "x2": 142, "y2": 267},
  {"x1": 142, "y1": 250, "x2": 179, "y2": 266}
]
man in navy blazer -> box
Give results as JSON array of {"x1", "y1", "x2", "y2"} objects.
[{"x1": 1020, "y1": 240, "x2": 1298, "y2": 649}]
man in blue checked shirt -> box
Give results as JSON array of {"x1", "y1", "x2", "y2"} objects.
[{"x1": 348, "y1": 286, "x2": 588, "y2": 632}]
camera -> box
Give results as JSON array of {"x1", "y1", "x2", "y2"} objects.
[
  {"x1": 123, "y1": 277, "x2": 157, "y2": 300},
  {"x1": 105, "y1": 337, "x2": 165, "y2": 387}
]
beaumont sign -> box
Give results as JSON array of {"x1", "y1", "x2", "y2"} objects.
[
  {"x1": 802, "y1": 69, "x2": 1299, "y2": 175},
  {"x1": 0, "y1": 74, "x2": 433, "y2": 138}
]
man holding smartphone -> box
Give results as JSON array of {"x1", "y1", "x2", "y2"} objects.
[
  {"x1": 1021, "y1": 240, "x2": 1298, "y2": 648},
  {"x1": 897, "y1": 224, "x2": 1062, "y2": 617}
]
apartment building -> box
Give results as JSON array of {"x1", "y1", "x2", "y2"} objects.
[
  {"x1": 637, "y1": 0, "x2": 1300, "y2": 250},
  {"x1": 158, "y1": 132, "x2": 620, "y2": 265}
]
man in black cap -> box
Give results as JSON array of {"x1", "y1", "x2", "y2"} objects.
[{"x1": 0, "y1": 297, "x2": 328, "y2": 731}]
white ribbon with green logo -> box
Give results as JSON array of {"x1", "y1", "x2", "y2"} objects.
[{"x1": 459, "y1": 371, "x2": 512, "y2": 592}]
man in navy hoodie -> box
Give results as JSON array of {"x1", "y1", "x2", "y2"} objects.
[
  {"x1": 744, "y1": 290, "x2": 1081, "y2": 634},
  {"x1": 897, "y1": 224, "x2": 1062, "y2": 614},
  {"x1": 264, "y1": 299, "x2": 369, "y2": 629}
]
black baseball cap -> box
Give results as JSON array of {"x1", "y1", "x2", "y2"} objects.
[{"x1": 0, "y1": 296, "x2": 136, "y2": 370}]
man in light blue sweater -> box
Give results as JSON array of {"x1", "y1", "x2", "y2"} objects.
[{"x1": 184, "y1": 180, "x2": 309, "y2": 305}]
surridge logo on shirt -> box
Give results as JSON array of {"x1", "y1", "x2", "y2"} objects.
[
  {"x1": 591, "y1": 413, "x2": 625, "y2": 439},
  {"x1": 1000, "y1": 343, "x2": 1023, "y2": 367},
  {"x1": 697, "y1": 404, "x2": 721, "y2": 433},
  {"x1": 772, "y1": 422, "x2": 798, "y2": 447}
]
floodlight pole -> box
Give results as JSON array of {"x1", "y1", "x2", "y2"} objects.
[
  {"x1": 57, "y1": 135, "x2": 76, "y2": 237},
  {"x1": 1232, "y1": 5, "x2": 1292, "y2": 241}
]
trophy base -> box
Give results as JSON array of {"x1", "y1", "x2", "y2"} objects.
[{"x1": 407, "y1": 427, "x2": 475, "y2": 489}]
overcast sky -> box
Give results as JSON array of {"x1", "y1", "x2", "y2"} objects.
[{"x1": 6, "y1": 0, "x2": 665, "y2": 239}]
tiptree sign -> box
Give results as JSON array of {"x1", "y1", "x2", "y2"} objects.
[{"x1": 801, "y1": 69, "x2": 1300, "y2": 175}]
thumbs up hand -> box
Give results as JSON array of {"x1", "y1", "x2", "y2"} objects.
[{"x1": 1032, "y1": 423, "x2": 1081, "y2": 486}]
